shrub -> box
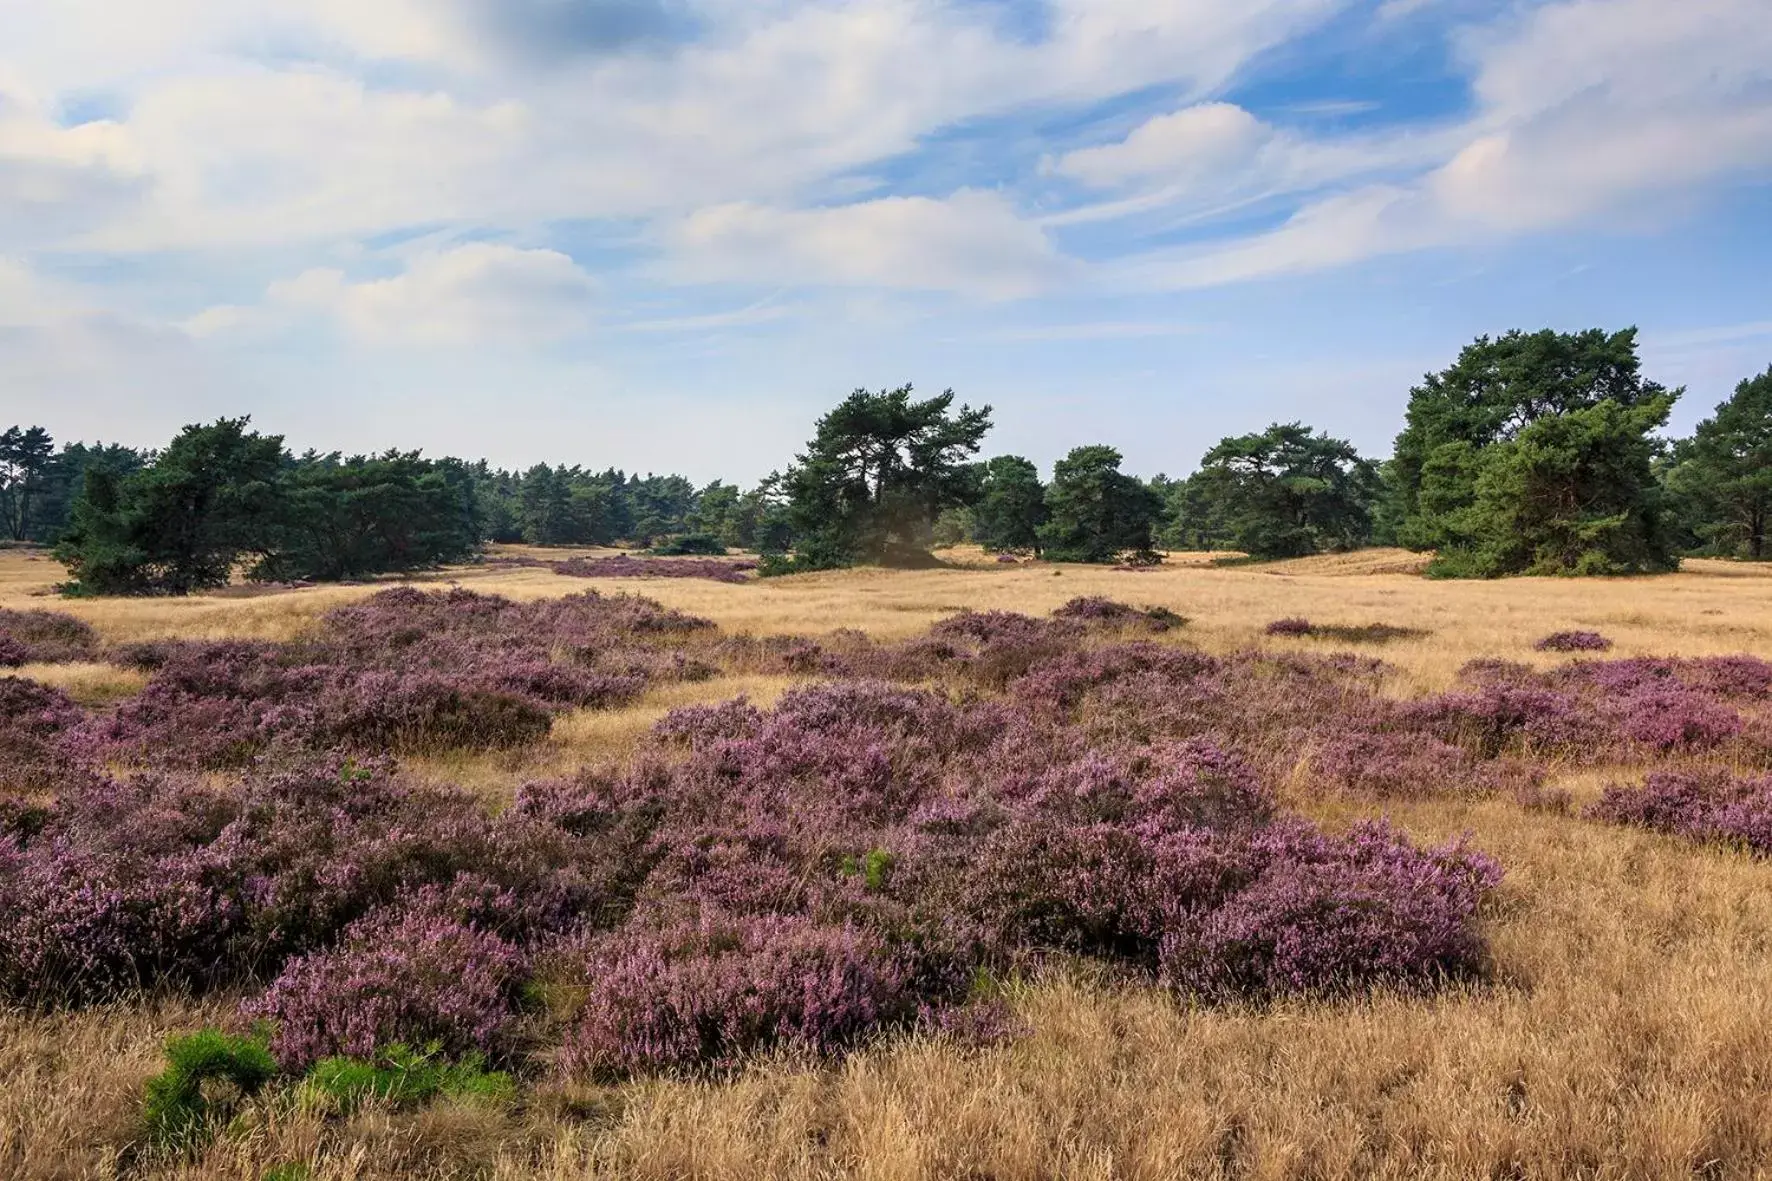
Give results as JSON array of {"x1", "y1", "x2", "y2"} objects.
[
  {"x1": 1309, "y1": 623, "x2": 1430, "y2": 645},
  {"x1": 1536, "y1": 630, "x2": 1613, "y2": 653},
  {"x1": 0, "y1": 609, "x2": 98, "y2": 665},
  {"x1": 0, "y1": 675, "x2": 87, "y2": 791},
  {"x1": 650, "y1": 533, "x2": 728, "y2": 557},
  {"x1": 250, "y1": 895, "x2": 531, "y2": 1071},
  {"x1": 1160, "y1": 821, "x2": 1502, "y2": 999},
  {"x1": 142, "y1": 1029, "x2": 277, "y2": 1151},
  {"x1": 1264, "y1": 618, "x2": 1313, "y2": 637},
  {"x1": 561, "y1": 915, "x2": 921, "y2": 1078},
  {"x1": 1586, "y1": 770, "x2": 1772, "y2": 853},
  {"x1": 1051, "y1": 597, "x2": 1187, "y2": 633}
]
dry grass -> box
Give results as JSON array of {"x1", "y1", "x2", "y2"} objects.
[
  {"x1": 7, "y1": 546, "x2": 1768, "y2": 695},
  {"x1": 8, "y1": 546, "x2": 1772, "y2": 1178}
]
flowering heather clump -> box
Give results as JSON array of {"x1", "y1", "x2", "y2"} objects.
[
  {"x1": 250, "y1": 891, "x2": 531, "y2": 1070},
  {"x1": 551, "y1": 555, "x2": 756, "y2": 583},
  {"x1": 89, "y1": 589, "x2": 706, "y2": 766},
  {"x1": 1587, "y1": 770, "x2": 1772, "y2": 853},
  {"x1": 1265, "y1": 618, "x2": 1314, "y2": 637},
  {"x1": 561, "y1": 915, "x2": 920, "y2": 1077},
  {"x1": 1051, "y1": 597, "x2": 1187, "y2": 633},
  {"x1": 1309, "y1": 731, "x2": 1491, "y2": 799},
  {"x1": 1536, "y1": 630, "x2": 1614, "y2": 653},
  {"x1": 1160, "y1": 821, "x2": 1502, "y2": 999},
  {"x1": 1602, "y1": 688, "x2": 1742, "y2": 752},
  {"x1": 0, "y1": 608, "x2": 98, "y2": 665},
  {"x1": 1395, "y1": 684, "x2": 1596, "y2": 759},
  {"x1": 0, "y1": 676, "x2": 88, "y2": 792}
]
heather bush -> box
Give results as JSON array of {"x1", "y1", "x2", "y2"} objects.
[
  {"x1": 1586, "y1": 770, "x2": 1772, "y2": 853},
  {"x1": 1265, "y1": 618, "x2": 1314, "y2": 637},
  {"x1": 1309, "y1": 731, "x2": 1489, "y2": 799},
  {"x1": 251, "y1": 893, "x2": 531, "y2": 1071},
  {"x1": 91, "y1": 589, "x2": 714, "y2": 766},
  {"x1": 561, "y1": 914, "x2": 922, "y2": 1078},
  {"x1": 1602, "y1": 687, "x2": 1742, "y2": 751},
  {"x1": 1536, "y1": 630, "x2": 1614, "y2": 653},
  {"x1": 1160, "y1": 821, "x2": 1502, "y2": 999},
  {"x1": 0, "y1": 675, "x2": 87, "y2": 791},
  {"x1": 1051, "y1": 597, "x2": 1186, "y2": 633},
  {"x1": 0, "y1": 608, "x2": 98, "y2": 665}
]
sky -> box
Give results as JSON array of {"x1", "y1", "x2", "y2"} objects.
[{"x1": 2, "y1": 0, "x2": 1770, "y2": 483}]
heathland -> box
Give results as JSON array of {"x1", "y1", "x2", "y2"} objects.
[{"x1": 5, "y1": 545, "x2": 1772, "y2": 1180}]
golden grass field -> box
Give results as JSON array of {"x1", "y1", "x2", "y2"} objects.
[{"x1": 6, "y1": 545, "x2": 1772, "y2": 1180}]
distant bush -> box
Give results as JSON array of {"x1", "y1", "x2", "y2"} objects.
[
  {"x1": 1535, "y1": 630, "x2": 1614, "y2": 652},
  {"x1": 1261, "y1": 618, "x2": 1426, "y2": 644},
  {"x1": 650, "y1": 533, "x2": 728, "y2": 556},
  {"x1": 0, "y1": 609, "x2": 97, "y2": 665},
  {"x1": 1587, "y1": 770, "x2": 1772, "y2": 853},
  {"x1": 554, "y1": 555, "x2": 753, "y2": 583},
  {"x1": 1052, "y1": 597, "x2": 1187, "y2": 633}
]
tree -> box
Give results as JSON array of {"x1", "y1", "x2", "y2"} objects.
[
  {"x1": 1391, "y1": 328, "x2": 1676, "y2": 551},
  {"x1": 1193, "y1": 422, "x2": 1379, "y2": 559},
  {"x1": 1152, "y1": 472, "x2": 1234, "y2": 552},
  {"x1": 56, "y1": 418, "x2": 286, "y2": 595},
  {"x1": 1430, "y1": 397, "x2": 1679, "y2": 578},
  {"x1": 1665, "y1": 366, "x2": 1772, "y2": 560},
  {"x1": 772, "y1": 385, "x2": 992, "y2": 571},
  {"x1": 255, "y1": 452, "x2": 482, "y2": 581},
  {"x1": 970, "y1": 455, "x2": 1048, "y2": 555},
  {"x1": 1388, "y1": 328, "x2": 1682, "y2": 576},
  {"x1": 0, "y1": 426, "x2": 55, "y2": 542},
  {"x1": 1038, "y1": 445, "x2": 1162, "y2": 563}
]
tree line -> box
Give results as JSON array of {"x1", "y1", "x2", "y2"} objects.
[{"x1": 8, "y1": 325, "x2": 1769, "y2": 594}]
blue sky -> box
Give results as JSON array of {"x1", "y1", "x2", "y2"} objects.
[{"x1": 3, "y1": 0, "x2": 1769, "y2": 483}]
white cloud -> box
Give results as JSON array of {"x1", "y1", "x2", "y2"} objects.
[
  {"x1": 2, "y1": 0, "x2": 1356, "y2": 254},
  {"x1": 1119, "y1": 0, "x2": 1772, "y2": 287},
  {"x1": 666, "y1": 190, "x2": 1068, "y2": 298},
  {"x1": 192, "y1": 243, "x2": 596, "y2": 345}
]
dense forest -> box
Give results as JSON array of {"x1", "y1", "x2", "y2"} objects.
[{"x1": 6, "y1": 327, "x2": 1768, "y2": 594}]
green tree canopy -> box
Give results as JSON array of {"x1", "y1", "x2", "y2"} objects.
[
  {"x1": 971, "y1": 455, "x2": 1048, "y2": 554},
  {"x1": 1391, "y1": 328, "x2": 1675, "y2": 550},
  {"x1": 1038, "y1": 445, "x2": 1162, "y2": 564},
  {"x1": 255, "y1": 451, "x2": 482, "y2": 582},
  {"x1": 772, "y1": 385, "x2": 992, "y2": 571},
  {"x1": 1665, "y1": 366, "x2": 1772, "y2": 560},
  {"x1": 0, "y1": 426, "x2": 56, "y2": 543},
  {"x1": 1389, "y1": 328, "x2": 1682, "y2": 577},
  {"x1": 1431, "y1": 396, "x2": 1679, "y2": 577},
  {"x1": 56, "y1": 418, "x2": 286, "y2": 595},
  {"x1": 1194, "y1": 422, "x2": 1379, "y2": 559}
]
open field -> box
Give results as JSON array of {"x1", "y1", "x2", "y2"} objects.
[{"x1": 6, "y1": 547, "x2": 1772, "y2": 1179}]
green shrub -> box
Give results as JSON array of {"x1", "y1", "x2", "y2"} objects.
[
  {"x1": 142, "y1": 1029, "x2": 278, "y2": 1151},
  {"x1": 651, "y1": 532, "x2": 728, "y2": 556},
  {"x1": 298, "y1": 1043, "x2": 513, "y2": 1116}
]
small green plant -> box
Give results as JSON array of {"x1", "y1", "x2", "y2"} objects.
[
  {"x1": 840, "y1": 847, "x2": 896, "y2": 891},
  {"x1": 299, "y1": 1043, "x2": 513, "y2": 1116},
  {"x1": 142, "y1": 1029, "x2": 278, "y2": 1152}
]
